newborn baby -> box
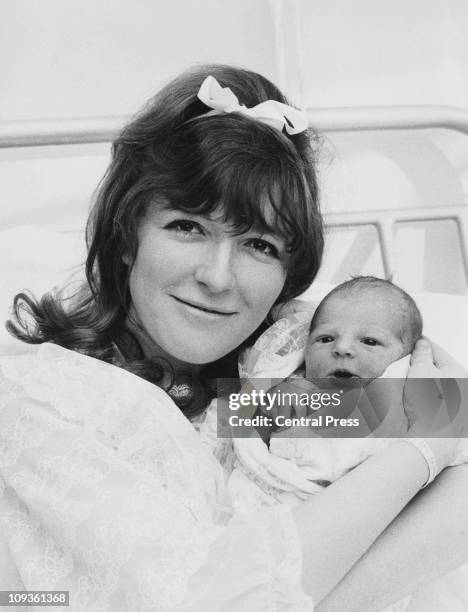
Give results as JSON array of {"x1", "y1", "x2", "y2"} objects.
[
  {"x1": 230, "y1": 277, "x2": 428, "y2": 510},
  {"x1": 305, "y1": 275, "x2": 422, "y2": 382},
  {"x1": 257, "y1": 277, "x2": 422, "y2": 495},
  {"x1": 266, "y1": 277, "x2": 423, "y2": 494}
]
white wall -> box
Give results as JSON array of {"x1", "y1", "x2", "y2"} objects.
[
  {"x1": 279, "y1": 0, "x2": 468, "y2": 294},
  {"x1": 0, "y1": 0, "x2": 278, "y2": 121},
  {"x1": 1, "y1": 0, "x2": 467, "y2": 294},
  {"x1": 0, "y1": 0, "x2": 279, "y2": 231},
  {"x1": 5, "y1": 0, "x2": 468, "y2": 119},
  {"x1": 291, "y1": 0, "x2": 468, "y2": 109}
]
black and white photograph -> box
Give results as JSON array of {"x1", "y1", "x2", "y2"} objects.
[{"x1": 0, "y1": 1, "x2": 468, "y2": 610}]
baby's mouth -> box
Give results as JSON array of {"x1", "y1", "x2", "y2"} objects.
[
  {"x1": 309, "y1": 369, "x2": 361, "y2": 389},
  {"x1": 328, "y1": 369, "x2": 360, "y2": 380}
]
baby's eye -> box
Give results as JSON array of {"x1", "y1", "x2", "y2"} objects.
[
  {"x1": 317, "y1": 335, "x2": 334, "y2": 344},
  {"x1": 166, "y1": 219, "x2": 204, "y2": 236},
  {"x1": 362, "y1": 338, "x2": 379, "y2": 346},
  {"x1": 245, "y1": 238, "x2": 280, "y2": 259}
]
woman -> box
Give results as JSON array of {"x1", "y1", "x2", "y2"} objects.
[{"x1": 1, "y1": 65, "x2": 466, "y2": 611}]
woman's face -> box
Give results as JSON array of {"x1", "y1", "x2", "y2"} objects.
[{"x1": 126, "y1": 203, "x2": 287, "y2": 365}]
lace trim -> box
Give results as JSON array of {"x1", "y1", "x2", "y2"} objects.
[
  {"x1": 0, "y1": 344, "x2": 315, "y2": 610},
  {"x1": 239, "y1": 312, "x2": 312, "y2": 380},
  {"x1": 0, "y1": 344, "x2": 225, "y2": 609}
]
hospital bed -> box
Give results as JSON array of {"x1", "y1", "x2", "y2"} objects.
[{"x1": 0, "y1": 105, "x2": 467, "y2": 364}]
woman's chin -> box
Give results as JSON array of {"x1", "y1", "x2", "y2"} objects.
[{"x1": 161, "y1": 341, "x2": 234, "y2": 368}]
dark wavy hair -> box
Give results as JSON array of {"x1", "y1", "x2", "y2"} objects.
[{"x1": 7, "y1": 64, "x2": 324, "y2": 417}]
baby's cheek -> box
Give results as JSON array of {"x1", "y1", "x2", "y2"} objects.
[
  {"x1": 386, "y1": 345, "x2": 409, "y2": 366},
  {"x1": 305, "y1": 346, "x2": 323, "y2": 378},
  {"x1": 368, "y1": 350, "x2": 399, "y2": 376}
]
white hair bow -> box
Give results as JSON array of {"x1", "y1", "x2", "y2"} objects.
[{"x1": 197, "y1": 75, "x2": 308, "y2": 135}]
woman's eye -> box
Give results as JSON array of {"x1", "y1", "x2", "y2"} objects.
[
  {"x1": 362, "y1": 338, "x2": 379, "y2": 346},
  {"x1": 317, "y1": 336, "x2": 334, "y2": 344},
  {"x1": 246, "y1": 238, "x2": 280, "y2": 259},
  {"x1": 166, "y1": 220, "x2": 203, "y2": 236}
]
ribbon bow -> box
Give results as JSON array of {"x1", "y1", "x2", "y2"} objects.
[{"x1": 197, "y1": 75, "x2": 308, "y2": 136}]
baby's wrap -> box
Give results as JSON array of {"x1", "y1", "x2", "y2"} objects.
[{"x1": 230, "y1": 312, "x2": 468, "y2": 512}]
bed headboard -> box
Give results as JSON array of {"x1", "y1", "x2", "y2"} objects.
[
  {"x1": 0, "y1": 106, "x2": 467, "y2": 363},
  {"x1": 1, "y1": 105, "x2": 467, "y2": 291}
]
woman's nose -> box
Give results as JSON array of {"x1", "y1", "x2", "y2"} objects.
[
  {"x1": 332, "y1": 338, "x2": 355, "y2": 358},
  {"x1": 194, "y1": 241, "x2": 236, "y2": 293}
]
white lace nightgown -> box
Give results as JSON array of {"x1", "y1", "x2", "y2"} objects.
[{"x1": 0, "y1": 343, "x2": 313, "y2": 611}]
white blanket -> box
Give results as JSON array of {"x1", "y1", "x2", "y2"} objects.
[{"x1": 231, "y1": 313, "x2": 468, "y2": 510}]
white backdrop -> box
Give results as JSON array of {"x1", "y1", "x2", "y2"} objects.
[{"x1": 1, "y1": 0, "x2": 467, "y2": 294}]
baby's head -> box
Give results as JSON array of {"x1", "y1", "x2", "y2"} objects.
[{"x1": 305, "y1": 277, "x2": 422, "y2": 382}]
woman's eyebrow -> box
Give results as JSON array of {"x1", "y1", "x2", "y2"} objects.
[{"x1": 248, "y1": 222, "x2": 286, "y2": 243}]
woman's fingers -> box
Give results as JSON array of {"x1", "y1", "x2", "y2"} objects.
[
  {"x1": 409, "y1": 337, "x2": 433, "y2": 364},
  {"x1": 408, "y1": 338, "x2": 436, "y2": 378},
  {"x1": 409, "y1": 338, "x2": 468, "y2": 378},
  {"x1": 430, "y1": 339, "x2": 462, "y2": 369},
  {"x1": 424, "y1": 338, "x2": 468, "y2": 377},
  {"x1": 406, "y1": 338, "x2": 468, "y2": 439}
]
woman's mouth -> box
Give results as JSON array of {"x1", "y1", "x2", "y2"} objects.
[{"x1": 172, "y1": 296, "x2": 236, "y2": 316}]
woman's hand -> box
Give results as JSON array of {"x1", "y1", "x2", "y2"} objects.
[
  {"x1": 406, "y1": 337, "x2": 468, "y2": 476},
  {"x1": 409, "y1": 337, "x2": 468, "y2": 379}
]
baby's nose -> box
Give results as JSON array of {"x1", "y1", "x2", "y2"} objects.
[{"x1": 332, "y1": 338, "x2": 356, "y2": 358}]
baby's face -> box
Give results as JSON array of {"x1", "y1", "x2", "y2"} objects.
[{"x1": 305, "y1": 292, "x2": 408, "y2": 382}]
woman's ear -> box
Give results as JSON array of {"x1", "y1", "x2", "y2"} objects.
[{"x1": 122, "y1": 253, "x2": 131, "y2": 266}]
